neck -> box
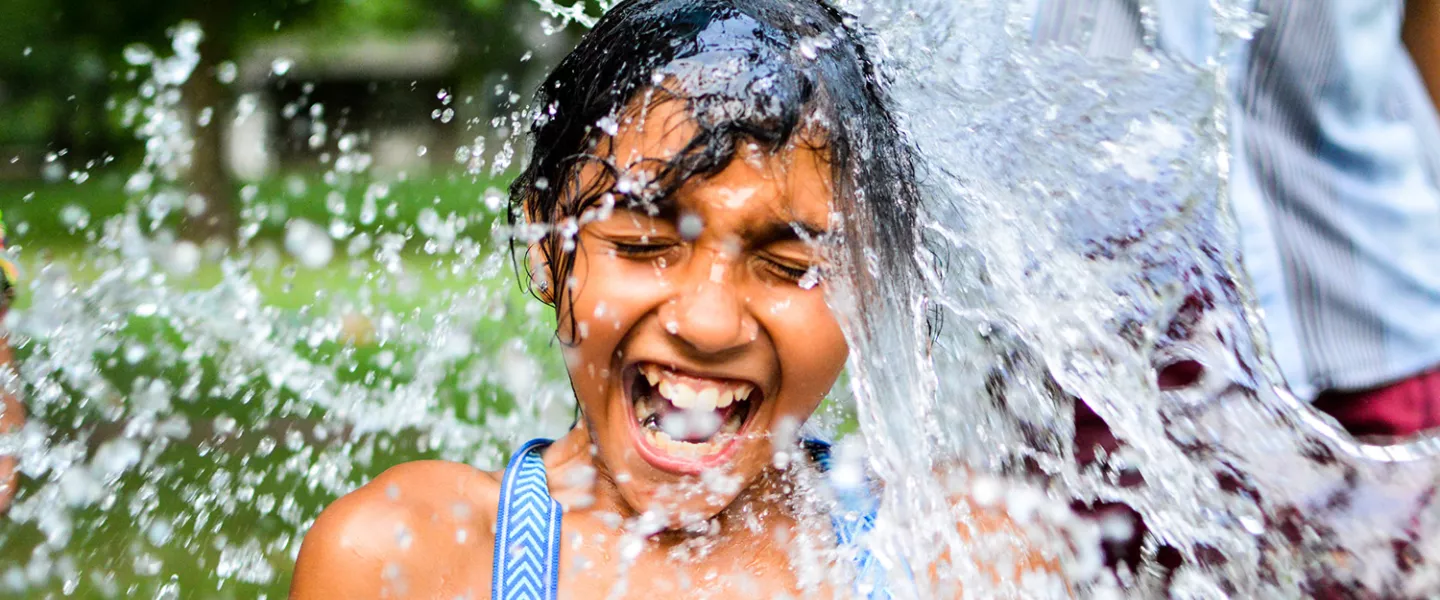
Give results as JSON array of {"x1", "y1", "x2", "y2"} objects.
[{"x1": 544, "y1": 427, "x2": 812, "y2": 548}]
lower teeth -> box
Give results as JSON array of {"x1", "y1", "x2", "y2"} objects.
[
  {"x1": 635, "y1": 398, "x2": 745, "y2": 457},
  {"x1": 648, "y1": 428, "x2": 715, "y2": 456}
]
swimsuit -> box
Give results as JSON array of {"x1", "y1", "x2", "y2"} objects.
[{"x1": 491, "y1": 438, "x2": 886, "y2": 600}]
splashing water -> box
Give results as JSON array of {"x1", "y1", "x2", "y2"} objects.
[
  {"x1": 2, "y1": 21, "x2": 571, "y2": 598},
  {"x1": 6, "y1": 0, "x2": 1440, "y2": 598},
  {"x1": 824, "y1": 0, "x2": 1440, "y2": 597}
]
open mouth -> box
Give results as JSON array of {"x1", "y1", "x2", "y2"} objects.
[{"x1": 625, "y1": 362, "x2": 760, "y2": 473}]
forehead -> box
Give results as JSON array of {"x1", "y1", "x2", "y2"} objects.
[{"x1": 587, "y1": 99, "x2": 834, "y2": 228}]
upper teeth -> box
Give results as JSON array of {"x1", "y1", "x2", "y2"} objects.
[{"x1": 640, "y1": 364, "x2": 754, "y2": 410}]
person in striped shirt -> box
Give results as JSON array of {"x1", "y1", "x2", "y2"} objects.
[
  {"x1": 1040, "y1": 0, "x2": 1440, "y2": 443},
  {"x1": 1037, "y1": 0, "x2": 1440, "y2": 588}
]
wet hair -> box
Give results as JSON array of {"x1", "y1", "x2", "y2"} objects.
[{"x1": 509, "y1": 0, "x2": 922, "y2": 341}]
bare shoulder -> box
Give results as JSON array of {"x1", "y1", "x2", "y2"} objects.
[{"x1": 289, "y1": 460, "x2": 502, "y2": 599}]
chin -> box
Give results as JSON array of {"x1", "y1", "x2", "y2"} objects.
[{"x1": 595, "y1": 360, "x2": 784, "y2": 524}]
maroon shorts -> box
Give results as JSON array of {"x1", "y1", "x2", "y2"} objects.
[{"x1": 1312, "y1": 366, "x2": 1440, "y2": 438}]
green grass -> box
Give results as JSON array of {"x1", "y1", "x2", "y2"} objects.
[{"x1": 0, "y1": 172, "x2": 574, "y2": 597}]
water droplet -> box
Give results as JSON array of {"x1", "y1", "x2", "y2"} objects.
[
  {"x1": 797, "y1": 267, "x2": 821, "y2": 290},
  {"x1": 58, "y1": 469, "x2": 104, "y2": 507},
  {"x1": 162, "y1": 241, "x2": 201, "y2": 276},
  {"x1": 619, "y1": 536, "x2": 643, "y2": 561},
  {"x1": 325, "y1": 191, "x2": 347, "y2": 215},
  {"x1": 123, "y1": 344, "x2": 147, "y2": 364},
  {"x1": 284, "y1": 219, "x2": 334, "y2": 268},
  {"x1": 59, "y1": 204, "x2": 90, "y2": 230},
  {"x1": 123, "y1": 44, "x2": 154, "y2": 66},
  {"x1": 596, "y1": 115, "x2": 619, "y2": 136},
  {"x1": 216, "y1": 61, "x2": 238, "y2": 84},
  {"x1": 679, "y1": 213, "x2": 704, "y2": 241}
]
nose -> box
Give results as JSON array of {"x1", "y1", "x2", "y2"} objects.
[{"x1": 658, "y1": 251, "x2": 759, "y2": 356}]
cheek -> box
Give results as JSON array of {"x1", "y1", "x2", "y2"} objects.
[
  {"x1": 759, "y1": 290, "x2": 848, "y2": 413},
  {"x1": 558, "y1": 247, "x2": 671, "y2": 398}
]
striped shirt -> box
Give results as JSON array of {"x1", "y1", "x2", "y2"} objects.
[{"x1": 1033, "y1": 0, "x2": 1440, "y2": 401}]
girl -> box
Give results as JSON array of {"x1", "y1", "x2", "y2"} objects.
[{"x1": 291, "y1": 0, "x2": 1034, "y2": 597}]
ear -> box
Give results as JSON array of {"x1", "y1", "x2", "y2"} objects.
[
  {"x1": 521, "y1": 191, "x2": 556, "y2": 306},
  {"x1": 528, "y1": 243, "x2": 555, "y2": 306}
]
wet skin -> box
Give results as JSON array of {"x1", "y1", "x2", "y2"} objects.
[
  {"x1": 290, "y1": 101, "x2": 856, "y2": 599},
  {"x1": 0, "y1": 334, "x2": 22, "y2": 513}
]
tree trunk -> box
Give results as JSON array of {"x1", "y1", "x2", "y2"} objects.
[
  {"x1": 49, "y1": 80, "x2": 77, "y2": 174},
  {"x1": 180, "y1": 12, "x2": 238, "y2": 245}
]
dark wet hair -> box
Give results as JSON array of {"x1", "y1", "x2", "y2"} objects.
[{"x1": 509, "y1": 0, "x2": 922, "y2": 341}]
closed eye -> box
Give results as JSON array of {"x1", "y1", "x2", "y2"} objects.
[
  {"x1": 760, "y1": 256, "x2": 814, "y2": 283},
  {"x1": 612, "y1": 240, "x2": 676, "y2": 258}
]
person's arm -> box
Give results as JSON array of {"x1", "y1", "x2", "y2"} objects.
[
  {"x1": 0, "y1": 339, "x2": 21, "y2": 513},
  {"x1": 0, "y1": 219, "x2": 21, "y2": 513},
  {"x1": 947, "y1": 494, "x2": 1070, "y2": 597},
  {"x1": 920, "y1": 469, "x2": 1070, "y2": 598},
  {"x1": 1404, "y1": 1, "x2": 1440, "y2": 110}
]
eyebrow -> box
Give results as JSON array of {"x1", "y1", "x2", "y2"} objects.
[
  {"x1": 747, "y1": 218, "x2": 828, "y2": 246},
  {"x1": 602, "y1": 180, "x2": 827, "y2": 244},
  {"x1": 599, "y1": 188, "x2": 678, "y2": 220}
]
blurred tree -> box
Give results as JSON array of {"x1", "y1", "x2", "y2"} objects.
[
  {"x1": 0, "y1": 0, "x2": 323, "y2": 241},
  {"x1": 0, "y1": 0, "x2": 106, "y2": 166},
  {"x1": 0, "y1": 0, "x2": 545, "y2": 241}
]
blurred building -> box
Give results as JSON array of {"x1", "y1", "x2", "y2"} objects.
[{"x1": 229, "y1": 35, "x2": 474, "y2": 180}]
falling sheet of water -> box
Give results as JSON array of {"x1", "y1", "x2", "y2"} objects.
[{"x1": 821, "y1": 0, "x2": 1440, "y2": 597}]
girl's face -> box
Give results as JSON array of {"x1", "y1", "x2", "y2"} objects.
[{"x1": 549, "y1": 101, "x2": 848, "y2": 523}]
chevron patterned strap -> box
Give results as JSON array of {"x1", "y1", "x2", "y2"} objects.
[{"x1": 492, "y1": 438, "x2": 563, "y2": 600}]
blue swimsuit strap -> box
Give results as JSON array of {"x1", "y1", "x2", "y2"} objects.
[
  {"x1": 492, "y1": 438, "x2": 563, "y2": 600},
  {"x1": 492, "y1": 438, "x2": 886, "y2": 599},
  {"x1": 804, "y1": 440, "x2": 890, "y2": 599}
]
